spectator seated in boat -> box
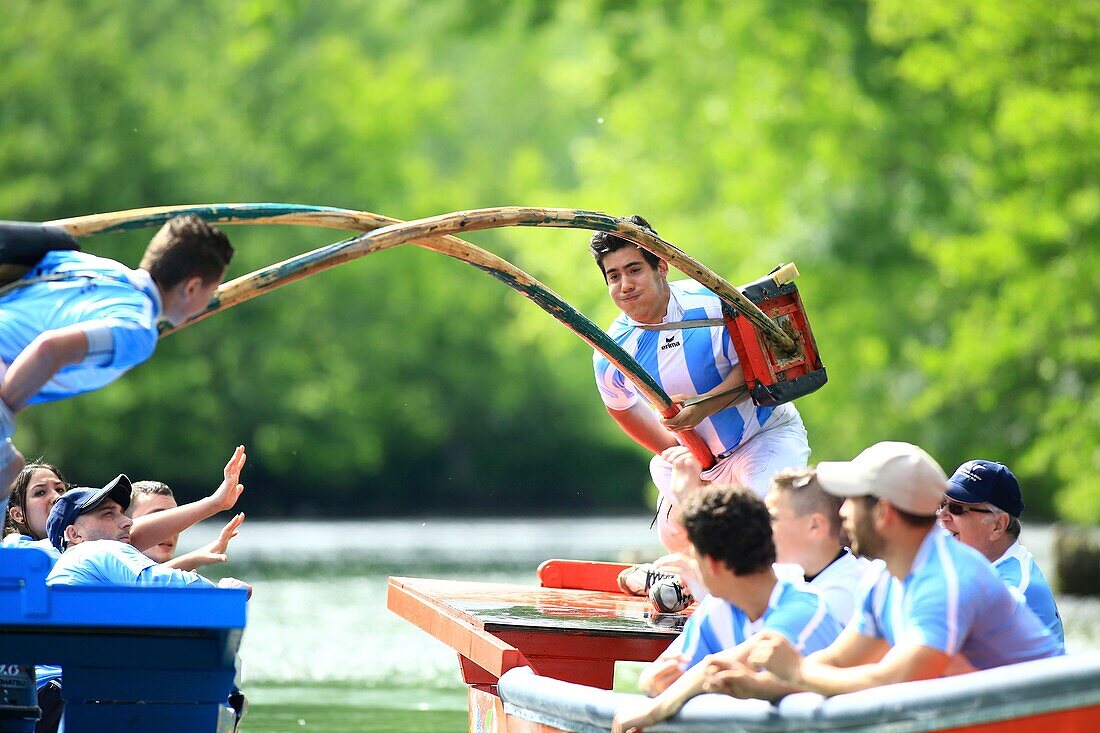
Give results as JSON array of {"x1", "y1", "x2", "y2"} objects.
[
  {"x1": 0, "y1": 215, "x2": 235, "y2": 495},
  {"x1": 938, "y1": 459, "x2": 1064, "y2": 650},
  {"x1": 612, "y1": 484, "x2": 843, "y2": 733},
  {"x1": 767, "y1": 467, "x2": 871, "y2": 623},
  {"x1": 36, "y1": 475, "x2": 251, "y2": 733},
  {"x1": 588, "y1": 216, "x2": 809, "y2": 554},
  {"x1": 3, "y1": 446, "x2": 248, "y2": 569},
  {"x1": 704, "y1": 442, "x2": 1063, "y2": 702},
  {"x1": 2, "y1": 460, "x2": 69, "y2": 563}
]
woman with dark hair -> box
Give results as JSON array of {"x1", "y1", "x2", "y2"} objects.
[{"x1": 3, "y1": 460, "x2": 67, "y2": 557}]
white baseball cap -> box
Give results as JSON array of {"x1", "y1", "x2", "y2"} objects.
[{"x1": 815, "y1": 441, "x2": 947, "y2": 516}]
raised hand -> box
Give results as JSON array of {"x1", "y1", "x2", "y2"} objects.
[{"x1": 210, "y1": 445, "x2": 246, "y2": 511}]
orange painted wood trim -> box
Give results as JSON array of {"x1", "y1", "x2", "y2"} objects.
[
  {"x1": 536, "y1": 560, "x2": 633, "y2": 593},
  {"x1": 387, "y1": 578, "x2": 529, "y2": 679}
]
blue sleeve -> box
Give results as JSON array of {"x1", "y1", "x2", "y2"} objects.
[
  {"x1": 593, "y1": 353, "x2": 638, "y2": 411},
  {"x1": 851, "y1": 568, "x2": 888, "y2": 639},
  {"x1": 675, "y1": 601, "x2": 727, "y2": 670},
  {"x1": 995, "y1": 557, "x2": 1024, "y2": 591},
  {"x1": 762, "y1": 595, "x2": 816, "y2": 645},
  {"x1": 75, "y1": 287, "x2": 159, "y2": 369},
  {"x1": 762, "y1": 591, "x2": 837, "y2": 654},
  {"x1": 134, "y1": 564, "x2": 217, "y2": 588},
  {"x1": 106, "y1": 544, "x2": 215, "y2": 588},
  {"x1": 80, "y1": 315, "x2": 158, "y2": 369},
  {"x1": 902, "y1": 568, "x2": 974, "y2": 656}
]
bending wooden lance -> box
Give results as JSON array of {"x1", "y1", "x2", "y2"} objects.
[{"x1": 49, "y1": 204, "x2": 722, "y2": 468}]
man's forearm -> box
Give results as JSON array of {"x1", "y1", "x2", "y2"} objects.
[
  {"x1": 0, "y1": 329, "x2": 88, "y2": 411},
  {"x1": 647, "y1": 662, "x2": 709, "y2": 721},
  {"x1": 131, "y1": 496, "x2": 220, "y2": 552},
  {"x1": 792, "y1": 659, "x2": 895, "y2": 696}
]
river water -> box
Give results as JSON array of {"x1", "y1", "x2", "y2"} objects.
[{"x1": 178, "y1": 517, "x2": 1100, "y2": 732}]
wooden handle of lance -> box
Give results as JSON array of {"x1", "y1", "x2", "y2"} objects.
[{"x1": 658, "y1": 405, "x2": 716, "y2": 469}]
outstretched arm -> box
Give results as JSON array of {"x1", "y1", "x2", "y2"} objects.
[
  {"x1": 130, "y1": 446, "x2": 247, "y2": 551},
  {"x1": 0, "y1": 327, "x2": 88, "y2": 411}
]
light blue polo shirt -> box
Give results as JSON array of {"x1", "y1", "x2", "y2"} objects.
[
  {"x1": 672, "y1": 579, "x2": 843, "y2": 670},
  {"x1": 853, "y1": 528, "x2": 1062, "y2": 669},
  {"x1": 994, "y1": 541, "x2": 1064, "y2": 650},
  {"x1": 0, "y1": 250, "x2": 162, "y2": 404},
  {"x1": 46, "y1": 540, "x2": 214, "y2": 589}
]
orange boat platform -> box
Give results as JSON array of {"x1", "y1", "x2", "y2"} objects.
[{"x1": 386, "y1": 560, "x2": 683, "y2": 691}]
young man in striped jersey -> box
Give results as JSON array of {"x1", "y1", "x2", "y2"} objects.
[
  {"x1": 612, "y1": 484, "x2": 842, "y2": 733},
  {"x1": 939, "y1": 460, "x2": 1064, "y2": 649},
  {"x1": 589, "y1": 217, "x2": 810, "y2": 553},
  {"x1": 708, "y1": 442, "x2": 1061, "y2": 701}
]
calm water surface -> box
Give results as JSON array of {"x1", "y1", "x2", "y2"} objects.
[{"x1": 178, "y1": 517, "x2": 1100, "y2": 732}]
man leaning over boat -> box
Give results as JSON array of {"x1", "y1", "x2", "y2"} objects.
[
  {"x1": 0, "y1": 216, "x2": 235, "y2": 497},
  {"x1": 611, "y1": 484, "x2": 844, "y2": 733},
  {"x1": 703, "y1": 442, "x2": 1062, "y2": 703}
]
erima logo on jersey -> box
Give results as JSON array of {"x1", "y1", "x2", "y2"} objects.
[{"x1": 660, "y1": 335, "x2": 681, "y2": 351}]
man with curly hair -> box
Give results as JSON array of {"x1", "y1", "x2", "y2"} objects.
[
  {"x1": 0, "y1": 215, "x2": 234, "y2": 496},
  {"x1": 612, "y1": 484, "x2": 842, "y2": 733}
]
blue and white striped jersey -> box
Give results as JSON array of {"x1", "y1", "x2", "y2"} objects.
[
  {"x1": 593, "y1": 279, "x2": 798, "y2": 456},
  {"x1": 993, "y1": 541, "x2": 1064, "y2": 650},
  {"x1": 853, "y1": 528, "x2": 1062, "y2": 669},
  {"x1": 672, "y1": 579, "x2": 843, "y2": 670},
  {"x1": 0, "y1": 250, "x2": 162, "y2": 404}
]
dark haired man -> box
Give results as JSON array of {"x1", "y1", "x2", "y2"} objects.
[
  {"x1": 710, "y1": 442, "x2": 1061, "y2": 702},
  {"x1": 0, "y1": 215, "x2": 234, "y2": 493},
  {"x1": 611, "y1": 484, "x2": 842, "y2": 733},
  {"x1": 939, "y1": 460, "x2": 1064, "y2": 649},
  {"x1": 588, "y1": 216, "x2": 809, "y2": 552}
]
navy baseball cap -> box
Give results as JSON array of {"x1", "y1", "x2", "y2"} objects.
[
  {"x1": 946, "y1": 460, "x2": 1023, "y2": 517},
  {"x1": 46, "y1": 474, "x2": 132, "y2": 551}
]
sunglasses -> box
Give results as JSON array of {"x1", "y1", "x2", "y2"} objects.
[{"x1": 939, "y1": 500, "x2": 995, "y2": 516}]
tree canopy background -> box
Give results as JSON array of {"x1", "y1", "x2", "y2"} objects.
[{"x1": 3, "y1": 0, "x2": 1097, "y2": 521}]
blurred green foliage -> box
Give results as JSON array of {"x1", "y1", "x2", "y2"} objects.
[{"x1": 3, "y1": 0, "x2": 1096, "y2": 520}]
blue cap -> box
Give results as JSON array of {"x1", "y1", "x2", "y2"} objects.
[
  {"x1": 46, "y1": 474, "x2": 132, "y2": 551},
  {"x1": 946, "y1": 461, "x2": 1023, "y2": 517}
]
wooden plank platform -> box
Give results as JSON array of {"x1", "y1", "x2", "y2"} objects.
[{"x1": 387, "y1": 577, "x2": 686, "y2": 689}]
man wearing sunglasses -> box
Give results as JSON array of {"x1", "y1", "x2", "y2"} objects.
[{"x1": 939, "y1": 460, "x2": 1064, "y2": 650}]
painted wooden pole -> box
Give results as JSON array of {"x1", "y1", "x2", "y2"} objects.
[{"x1": 50, "y1": 204, "x2": 721, "y2": 468}]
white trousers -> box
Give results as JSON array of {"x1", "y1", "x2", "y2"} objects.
[{"x1": 650, "y1": 413, "x2": 810, "y2": 552}]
